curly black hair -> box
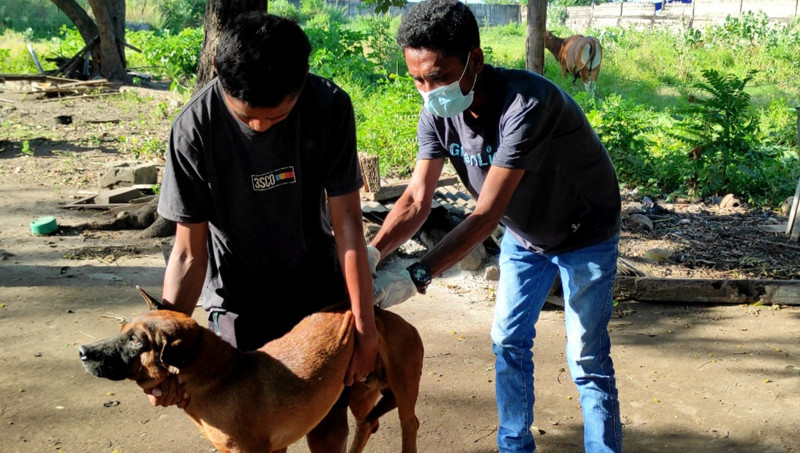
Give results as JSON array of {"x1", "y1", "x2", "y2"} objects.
[
  {"x1": 396, "y1": 0, "x2": 479, "y2": 63},
  {"x1": 214, "y1": 12, "x2": 311, "y2": 108}
]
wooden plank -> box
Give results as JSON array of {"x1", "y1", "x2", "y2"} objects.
[
  {"x1": 614, "y1": 277, "x2": 800, "y2": 305},
  {"x1": 0, "y1": 74, "x2": 79, "y2": 84}
]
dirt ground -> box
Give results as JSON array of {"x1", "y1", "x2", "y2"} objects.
[{"x1": 1, "y1": 88, "x2": 799, "y2": 453}]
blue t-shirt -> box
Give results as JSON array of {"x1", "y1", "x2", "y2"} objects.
[
  {"x1": 158, "y1": 75, "x2": 362, "y2": 327},
  {"x1": 417, "y1": 65, "x2": 620, "y2": 254}
]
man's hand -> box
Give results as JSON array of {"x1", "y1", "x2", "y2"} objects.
[
  {"x1": 373, "y1": 269, "x2": 417, "y2": 308},
  {"x1": 146, "y1": 375, "x2": 189, "y2": 409},
  {"x1": 345, "y1": 324, "x2": 378, "y2": 386}
]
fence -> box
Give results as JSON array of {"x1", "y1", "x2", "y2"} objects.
[
  {"x1": 564, "y1": 0, "x2": 800, "y2": 30},
  {"x1": 287, "y1": 0, "x2": 521, "y2": 26}
]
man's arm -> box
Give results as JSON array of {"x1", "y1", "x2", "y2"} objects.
[
  {"x1": 421, "y1": 165, "x2": 525, "y2": 277},
  {"x1": 161, "y1": 221, "x2": 209, "y2": 315},
  {"x1": 328, "y1": 190, "x2": 378, "y2": 386},
  {"x1": 147, "y1": 221, "x2": 208, "y2": 409},
  {"x1": 373, "y1": 160, "x2": 524, "y2": 283},
  {"x1": 370, "y1": 158, "x2": 445, "y2": 258}
]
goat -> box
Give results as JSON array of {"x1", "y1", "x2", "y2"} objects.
[{"x1": 544, "y1": 31, "x2": 602, "y2": 97}]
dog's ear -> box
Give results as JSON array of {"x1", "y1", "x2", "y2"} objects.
[
  {"x1": 156, "y1": 324, "x2": 201, "y2": 374},
  {"x1": 159, "y1": 337, "x2": 188, "y2": 375},
  {"x1": 137, "y1": 285, "x2": 166, "y2": 311}
]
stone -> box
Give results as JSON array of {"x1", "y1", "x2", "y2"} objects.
[
  {"x1": 645, "y1": 248, "x2": 672, "y2": 263},
  {"x1": 98, "y1": 161, "x2": 158, "y2": 188},
  {"x1": 781, "y1": 196, "x2": 795, "y2": 216},
  {"x1": 627, "y1": 213, "x2": 653, "y2": 231},
  {"x1": 458, "y1": 244, "x2": 485, "y2": 271},
  {"x1": 484, "y1": 265, "x2": 500, "y2": 281},
  {"x1": 94, "y1": 187, "x2": 150, "y2": 205},
  {"x1": 720, "y1": 193, "x2": 742, "y2": 209}
]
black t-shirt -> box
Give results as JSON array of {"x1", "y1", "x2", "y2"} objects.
[
  {"x1": 417, "y1": 65, "x2": 621, "y2": 254},
  {"x1": 158, "y1": 75, "x2": 362, "y2": 328}
]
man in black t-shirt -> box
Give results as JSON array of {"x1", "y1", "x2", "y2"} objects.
[
  {"x1": 149, "y1": 12, "x2": 376, "y2": 451},
  {"x1": 369, "y1": 1, "x2": 623, "y2": 451}
]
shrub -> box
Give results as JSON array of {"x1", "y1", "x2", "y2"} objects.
[
  {"x1": 346, "y1": 74, "x2": 421, "y2": 177},
  {"x1": 584, "y1": 94, "x2": 656, "y2": 192},
  {"x1": 127, "y1": 27, "x2": 203, "y2": 89},
  {"x1": 670, "y1": 68, "x2": 800, "y2": 205}
]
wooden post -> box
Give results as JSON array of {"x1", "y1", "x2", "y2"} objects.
[
  {"x1": 789, "y1": 183, "x2": 800, "y2": 242},
  {"x1": 359, "y1": 153, "x2": 381, "y2": 193},
  {"x1": 525, "y1": 0, "x2": 546, "y2": 75},
  {"x1": 651, "y1": 2, "x2": 656, "y2": 28},
  {"x1": 796, "y1": 106, "x2": 800, "y2": 158},
  {"x1": 26, "y1": 44, "x2": 44, "y2": 74}
]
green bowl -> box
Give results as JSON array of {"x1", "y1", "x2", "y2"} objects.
[{"x1": 30, "y1": 216, "x2": 58, "y2": 235}]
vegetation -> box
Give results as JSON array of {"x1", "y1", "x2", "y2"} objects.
[{"x1": 1, "y1": 3, "x2": 799, "y2": 207}]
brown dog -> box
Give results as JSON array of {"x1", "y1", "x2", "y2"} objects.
[
  {"x1": 79, "y1": 287, "x2": 423, "y2": 453},
  {"x1": 544, "y1": 30, "x2": 602, "y2": 96}
]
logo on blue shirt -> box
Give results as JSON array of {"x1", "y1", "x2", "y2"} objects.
[{"x1": 449, "y1": 143, "x2": 496, "y2": 168}]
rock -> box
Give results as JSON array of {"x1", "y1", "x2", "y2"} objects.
[
  {"x1": 645, "y1": 248, "x2": 672, "y2": 263},
  {"x1": 627, "y1": 213, "x2": 653, "y2": 231},
  {"x1": 678, "y1": 218, "x2": 691, "y2": 225},
  {"x1": 458, "y1": 244, "x2": 485, "y2": 271},
  {"x1": 720, "y1": 193, "x2": 742, "y2": 209},
  {"x1": 625, "y1": 202, "x2": 644, "y2": 214},
  {"x1": 781, "y1": 196, "x2": 795, "y2": 216},
  {"x1": 94, "y1": 187, "x2": 150, "y2": 205},
  {"x1": 484, "y1": 265, "x2": 499, "y2": 281},
  {"x1": 98, "y1": 161, "x2": 158, "y2": 189}
]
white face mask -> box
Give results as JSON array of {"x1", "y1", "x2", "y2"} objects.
[{"x1": 418, "y1": 52, "x2": 477, "y2": 118}]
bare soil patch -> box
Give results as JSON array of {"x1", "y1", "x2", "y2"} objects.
[{"x1": 1, "y1": 88, "x2": 798, "y2": 453}]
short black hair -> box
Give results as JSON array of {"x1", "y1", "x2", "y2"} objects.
[
  {"x1": 396, "y1": 0, "x2": 479, "y2": 63},
  {"x1": 215, "y1": 12, "x2": 311, "y2": 107}
]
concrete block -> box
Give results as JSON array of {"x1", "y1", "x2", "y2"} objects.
[{"x1": 98, "y1": 161, "x2": 158, "y2": 188}]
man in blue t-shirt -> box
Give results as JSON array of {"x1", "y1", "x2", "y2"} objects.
[
  {"x1": 149, "y1": 12, "x2": 377, "y2": 451},
  {"x1": 369, "y1": 0, "x2": 623, "y2": 451}
]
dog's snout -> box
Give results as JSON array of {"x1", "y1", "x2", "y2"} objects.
[{"x1": 79, "y1": 344, "x2": 99, "y2": 362}]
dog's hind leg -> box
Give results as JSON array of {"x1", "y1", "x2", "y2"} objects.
[
  {"x1": 389, "y1": 371, "x2": 420, "y2": 453},
  {"x1": 348, "y1": 386, "x2": 389, "y2": 453},
  {"x1": 382, "y1": 339, "x2": 422, "y2": 452}
]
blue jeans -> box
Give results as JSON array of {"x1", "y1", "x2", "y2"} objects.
[{"x1": 491, "y1": 232, "x2": 622, "y2": 452}]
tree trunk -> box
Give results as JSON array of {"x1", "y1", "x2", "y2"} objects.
[
  {"x1": 194, "y1": 0, "x2": 268, "y2": 92},
  {"x1": 87, "y1": 0, "x2": 128, "y2": 82},
  {"x1": 50, "y1": 0, "x2": 128, "y2": 81},
  {"x1": 50, "y1": 0, "x2": 99, "y2": 45},
  {"x1": 526, "y1": 0, "x2": 547, "y2": 75}
]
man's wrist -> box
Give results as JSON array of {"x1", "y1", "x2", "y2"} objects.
[{"x1": 406, "y1": 261, "x2": 432, "y2": 293}]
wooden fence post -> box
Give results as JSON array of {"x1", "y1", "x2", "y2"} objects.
[
  {"x1": 359, "y1": 153, "x2": 381, "y2": 194},
  {"x1": 787, "y1": 177, "x2": 800, "y2": 242}
]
